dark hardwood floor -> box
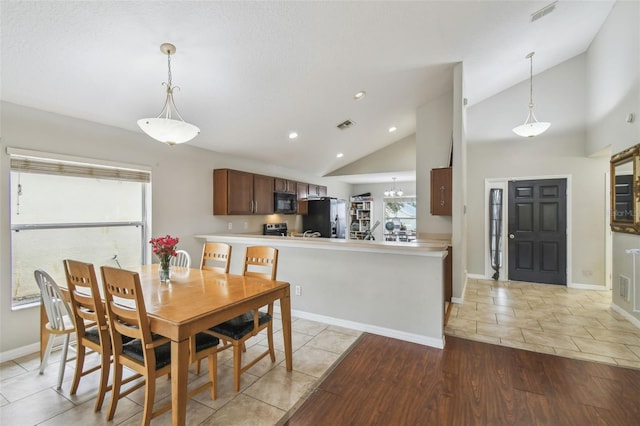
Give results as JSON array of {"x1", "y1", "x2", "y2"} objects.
[{"x1": 281, "y1": 334, "x2": 640, "y2": 425}]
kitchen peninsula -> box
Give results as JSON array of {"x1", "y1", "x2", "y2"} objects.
[{"x1": 195, "y1": 234, "x2": 450, "y2": 348}]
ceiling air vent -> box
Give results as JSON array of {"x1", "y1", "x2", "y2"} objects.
[
  {"x1": 531, "y1": 1, "x2": 557, "y2": 22},
  {"x1": 337, "y1": 119, "x2": 355, "y2": 130}
]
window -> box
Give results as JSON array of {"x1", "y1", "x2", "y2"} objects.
[
  {"x1": 383, "y1": 197, "x2": 417, "y2": 242},
  {"x1": 9, "y1": 152, "x2": 150, "y2": 308}
]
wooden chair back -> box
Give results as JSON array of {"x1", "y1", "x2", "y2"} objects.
[
  {"x1": 201, "y1": 242, "x2": 232, "y2": 273},
  {"x1": 64, "y1": 259, "x2": 108, "y2": 339},
  {"x1": 100, "y1": 266, "x2": 153, "y2": 358},
  {"x1": 243, "y1": 246, "x2": 278, "y2": 280}
]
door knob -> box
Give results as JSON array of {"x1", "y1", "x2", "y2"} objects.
[{"x1": 509, "y1": 234, "x2": 515, "y2": 239}]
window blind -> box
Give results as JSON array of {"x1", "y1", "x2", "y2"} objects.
[{"x1": 10, "y1": 157, "x2": 150, "y2": 183}]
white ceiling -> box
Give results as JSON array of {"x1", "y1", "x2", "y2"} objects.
[{"x1": 1, "y1": 1, "x2": 614, "y2": 178}]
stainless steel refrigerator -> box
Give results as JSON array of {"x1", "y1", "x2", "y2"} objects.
[{"x1": 302, "y1": 197, "x2": 346, "y2": 238}]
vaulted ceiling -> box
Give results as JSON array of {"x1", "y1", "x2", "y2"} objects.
[{"x1": 1, "y1": 1, "x2": 614, "y2": 176}]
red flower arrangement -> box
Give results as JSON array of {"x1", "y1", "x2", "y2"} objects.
[{"x1": 149, "y1": 234, "x2": 179, "y2": 272}]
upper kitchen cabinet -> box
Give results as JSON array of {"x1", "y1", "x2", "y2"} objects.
[
  {"x1": 274, "y1": 178, "x2": 297, "y2": 194},
  {"x1": 430, "y1": 167, "x2": 452, "y2": 216},
  {"x1": 308, "y1": 183, "x2": 327, "y2": 198},
  {"x1": 214, "y1": 169, "x2": 274, "y2": 215},
  {"x1": 296, "y1": 182, "x2": 309, "y2": 215}
]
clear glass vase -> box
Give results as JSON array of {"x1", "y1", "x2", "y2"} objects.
[{"x1": 159, "y1": 261, "x2": 171, "y2": 283}]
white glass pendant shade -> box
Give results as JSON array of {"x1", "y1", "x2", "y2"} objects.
[
  {"x1": 512, "y1": 109, "x2": 551, "y2": 137},
  {"x1": 137, "y1": 117, "x2": 200, "y2": 145}
]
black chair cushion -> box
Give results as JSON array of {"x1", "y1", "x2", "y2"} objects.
[
  {"x1": 122, "y1": 335, "x2": 171, "y2": 370},
  {"x1": 85, "y1": 326, "x2": 134, "y2": 345},
  {"x1": 84, "y1": 326, "x2": 102, "y2": 345},
  {"x1": 210, "y1": 311, "x2": 272, "y2": 340},
  {"x1": 194, "y1": 332, "x2": 220, "y2": 353}
]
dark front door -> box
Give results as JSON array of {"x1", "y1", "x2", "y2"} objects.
[{"x1": 508, "y1": 179, "x2": 567, "y2": 285}]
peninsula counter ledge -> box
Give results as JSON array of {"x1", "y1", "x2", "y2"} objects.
[{"x1": 196, "y1": 234, "x2": 449, "y2": 348}]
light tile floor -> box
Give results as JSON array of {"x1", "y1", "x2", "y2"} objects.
[
  {"x1": 445, "y1": 278, "x2": 640, "y2": 369},
  {"x1": 0, "y1": 315, "x2": 361, "y2": 425}
]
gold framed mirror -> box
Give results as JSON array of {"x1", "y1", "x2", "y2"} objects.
[{"x1": 611, "y1": 144, "x2": 640, "y2": 234}]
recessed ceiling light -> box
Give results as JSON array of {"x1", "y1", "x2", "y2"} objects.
[
  {"x1": 288, "y1": 131, "x2": 298, "y2": 140},
  {"x1": 336, "y1": 153, "x2": 344, "y2": 158},
  {"x1": 389, "y1": 126, "x2": 397, "y2": 133},
  {"x1": 354, "y1": 91, "x2": 366, "y2": 100}
]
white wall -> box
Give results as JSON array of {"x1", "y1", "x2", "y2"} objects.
[
  {"x1": 416, "y1": 91, "x2": 453, "y2": 235},
  {"x1": 0, "y1": 101, "x2": 352, "y2": 354},
  {"x1": 586, "y1": 1, "x2": 640, "y2": 321}
]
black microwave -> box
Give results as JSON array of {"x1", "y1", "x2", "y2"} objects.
[{"x1": 274, "y1": 192, "x2": 297, "y2": 214}]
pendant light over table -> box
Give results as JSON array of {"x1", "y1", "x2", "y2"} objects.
[{"x1": 137, "y1": 43, "x2": 200, "y2": 145}]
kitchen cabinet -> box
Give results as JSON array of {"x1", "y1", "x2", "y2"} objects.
[
  {"x1": 275, "y1": 178, "x2": 297, "y2": 194},
  {"x1": 213, "y1": 169, "x2": 274, "y2": 215},
  {"x1": 349, "y1": 199, "x2": 373, "y2": 239},
  {"x1": 307, "y1": 184, "x2": 327, "y2": 198},
  {"x1": 296, "y1": 183, "x2": 309, "y2": 215},
  {"x1": 430, "y1": 167, "x2": 452, "y2": 216}
]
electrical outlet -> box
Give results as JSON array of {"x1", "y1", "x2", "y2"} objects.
[
  {"x1": 228, "y1": 222, "x2": 233, "y2": 230},
  {"x1": 295, "y1": 285, "x2": 301, "y2": 296}
]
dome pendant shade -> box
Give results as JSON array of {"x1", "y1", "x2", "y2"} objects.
[
  {"x1": 138, "y1": 43, "x2": 200, "y2": 145},
  {"x1": 512, "y1": 52, "x2": 550, "y2": 138}
]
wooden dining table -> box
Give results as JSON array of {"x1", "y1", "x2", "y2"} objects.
[{"x1": 44, "y1": 264, "x2": 292, "y2": 426}]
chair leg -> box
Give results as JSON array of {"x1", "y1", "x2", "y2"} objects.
[
  {"x1": 70, "y1": 342, "x2": 86, "y2": 395},
  {"x1": 94, "y1": 349, "x2": 111, "y2": 411},
  {"x1": 106, "y1": 361, "x2": 122, "y2": 421},
  {"x1": 56, "y1": 333, "x2": 71, "y2": 390},
  {"x1": 267, "y1": 322, "x2": 276, "y2": 363},
  {"x1": 233, "y1": 342, "x2": 242, "y2": 393},
  {"x1": 195, "y1": 359, "x2": 201, "y2": 375},
  {"x1": 39, "y1": 332, "x2": 56, "y2": 375},
  {"x1": 208, "y1": 352, "x2": 217, "y2": 400},
  {"x1": 141, "y1": 374, "x2": 156, "y2": 426}
]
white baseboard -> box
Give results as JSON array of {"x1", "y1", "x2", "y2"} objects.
[
  {"x1": 610, "y1": 303, "x2": 640, "y2": 328},
  {"x1": 451, "y1": 297, "x2": 464, "y2": 304},
  {"x1": 568, "y1": 282, "x2": 608, "y2": 291},
  {"x1": 0, "y1": 342, "x2": 40, "y2": 363},
  {"x1": 273, "y1": 306, "x2": 445, "y2": 349},
  {"x1": 466, "y1": 273, "x2": 486, "y2": 280}
]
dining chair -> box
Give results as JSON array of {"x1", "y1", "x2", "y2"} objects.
[
  {"x1": 100, "y1": 266, "x2": 219, "y2": 425},
  {"x1": 34, "y1": 269, "x2": 76, "y2": 390},
  {"x1": 207, "y1": 245, "x2": 278, "y2": 392},
  {"x1": 200, "y1": 242, "x2": 232, "y2": 273},
  {"x1": 64, "y1": 259, "x2": 135, "y2": 411},
  {"x1": 170, "y1": 249, "x2": 191, "y2": 269}
]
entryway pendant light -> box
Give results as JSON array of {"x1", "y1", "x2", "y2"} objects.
[
  {"x1": 512, "y1": 52, "x2": 550, "y2": 138},
  {"x1": 137, "y1": 43, "x2": 200, "y2": 145}
]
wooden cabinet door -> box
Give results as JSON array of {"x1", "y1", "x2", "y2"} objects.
[
  {"x1": 253, "y1": 174, "x2": 275, "y2": 214},
  {"x1": 430, "y1": 167, "x2": 452, "y2": 216},
  {"x1": 308, "y1": 184, "x2": 318, "y2": 197},
  {"x1": 214, "y1": 169, "x2": 254, "y2": 215},
  {"x1": 318, "y1": 185, "x2": 327, "y2": 197},
  {"x1": 275, "y1": 178, "x2": 296, "y2": 193},
  {"x1": 297, "y1": 182, "x2": 308, "y2": 200}
]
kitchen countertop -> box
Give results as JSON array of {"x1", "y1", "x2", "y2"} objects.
[{"x1": 195, "y1": 233, "x2": 449, "y2": 257}]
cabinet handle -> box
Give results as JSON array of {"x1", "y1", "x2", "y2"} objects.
[
  {"x1": 250, "y1": 200, "x2": 254, "y2": 213},
  {"x1": 254, "y1": 201, "x2": 258, "y2": 213},
  {"x1": 440, "y1": 186, "x2": 445, "y2": 206}
]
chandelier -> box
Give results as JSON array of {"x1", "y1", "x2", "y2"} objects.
[
  {"x1": 137, "y1": 43, "x2": 200, "y2": 145},
  {"x1": 512, "y1": 52, "x2": 551, "y2": 138},
  {"x1": 384, "y1": 178, "x2": 404, "y2": 197}
]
